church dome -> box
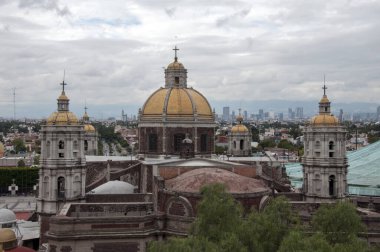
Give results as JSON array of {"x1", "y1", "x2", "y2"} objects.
[
  {"x1": 90, "y1": 180, "x2": 135, "y2": 194},
  {"x1": 0, "y1": 228, "x2": 16, "y2": 243},
  {"x1": 141, "y1": 87, "x2": 213, "y2": 120},
  {"x1": 84, "y1": 124, "x2": 96, "y2": 132},
  {"x1": 47, "y1": 111, "x2": 79, "y2": 125},
  {"x1": 0, "y1": 209, "x2": 16, "y2": 224},
  {"x1": 231, "y1": 124, "x2": 249, "y2": 133},
  {"x1": 167, "y1": 60, "x2": 185, "y2": 70},
  {"x1": 310, "y1": 114, "x2": 339, "y2": 126},
  {"x1": 165, "y1": 168, "x2": 269, "y2": 194}
]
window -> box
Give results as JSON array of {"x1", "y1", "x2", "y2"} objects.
[
  {"x1": 233, "y1": 141, "x2": 236, "y2": 149},
  {"x1": 329, "y1": 152, "x2": 334, "y2": 158},
  {"x1": 57, "y1": 177, "x2": 65, "y2": 199},
  {"x1": 59, "y1": 140, "x2": 64, "y2": 149},
  {"x1": 84, "y1": 140, "x2": 88, "y2": 151},
  {"x1": 46, "y1": 141, "x2": 51, "y2": 158},
  {"x1": 315, "y1": 141, "x2": 320, "y2": 149},
  {"x1": 175, "y1": 77, "x2": 179, "y2": 85},
  {"x1": 201, "y1": 134, "x2": 208, "y2": 152},
  {"x1": 148, "y1": 134, "x2": 158, "y2": 152},
  {"x1": 240, "y1": 139, "x2": 244, "y2": 150},
  {"x1": 329, "y1": 141, "x2": 334, "y2": 150},
  {"x1": 59, "y1": 153, "x2": 64, "y2": 158},
  {"x1": 329, "y1": 175, "x2": 335, "y2": 196}
]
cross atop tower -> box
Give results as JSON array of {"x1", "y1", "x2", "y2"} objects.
[
  {"x1": 84, "y1": 105, "x2": 88, "y2": 113},
  {"x1": 60, "y1": 81, "x2": 67, "y2": 92},
  {"x1": 173, "y1": 46, "x2": 179, "y2": 62},
  {"x1": 322, "y1": 75, "x2": 327, "y2": 96}
]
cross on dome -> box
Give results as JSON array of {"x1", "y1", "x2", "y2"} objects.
[{"x1": 173, "y1": 46, "x2": 179, "y2": 62}]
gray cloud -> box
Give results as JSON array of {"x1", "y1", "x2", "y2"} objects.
[{"x1": 18, "y1": 0, "x2": 71, "y2": 16}]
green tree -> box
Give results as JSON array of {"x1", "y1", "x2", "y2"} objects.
[
  {"x1": 312, "y1": 201, "x2": 365, "y2": 245},
  {"x1": 277, "y1": 139, "x2": 294, "y2": 150},
  {"x1": 278, "y1": 231, "x2": 332, "y2": 252},
  {"x1": 259, "y1": 139, "x2": 276, "y2": 149},
  {"x1": 13, "y1": 138, "x2": 26, "y2": 153},
  {"x1": 240, "y1": 196, "x2": 298, "y2": 252},
  {"x1": 17, "y1": 159, "x2": 26, "y2": 167}
]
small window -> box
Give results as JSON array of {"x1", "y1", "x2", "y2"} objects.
[
  {"x1": 73, "y1": 140, "x2": 78, "y2": 150},
  {"x1": 329, "y1": 152, "x2": 334, "y2": 158},
  {"x1": 315, "y1": 141, "x2": 320, "y2": 148},
  {"x1": 84, "y1": 140, "x2": 88, "y2": 151},
  {"x1": 59, "y1": 153, "x2": 64, "y2": 158},
  {"x1": 329, "y1": 141, "x2": 334, "y2": 150},
  {"x1": 73, "y1": 152, "x2": 77, "y2": 158},
  {"x1": 201, "y1": 134, "x2": 208, "y2": 152},
  {"x1": 233, "y1": 141, "x2": 236, "y2": 149},
  {"x1": 175, "y1": 77, "x2": 179, "y2": 85},
  {"x1": 59, "y1": 140, "x2": 64, "y2": 149},
  {"x1": 240, "y1": 139, "x2": 244, "y2": 150}
]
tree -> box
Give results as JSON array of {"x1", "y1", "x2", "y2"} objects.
[
  {"x1": 312, "y1": 201, "x2": 365, "y2": 245},
  {"x1": 17, "y1": 159, "x2": 26, "y2": 167},
  {"x1": 259, "y1": 139, "x2": 276, "y2": 149},
  {"x1": 278, "y1": 231, "x2": 332, "y2": 252},
  {"x1": 13, "y1": 138, "x2": 26, "y2": 153},
  {"x1": 239, "y1": 196, "x2": 298, "y2": 252},
  {"x1": 277, "y1": 139, "x2": 294, "y2": 150}
]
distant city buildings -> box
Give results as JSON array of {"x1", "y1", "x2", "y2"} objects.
[{"x1": 222, "y1": 107, "x2": 230, "y2": 121}]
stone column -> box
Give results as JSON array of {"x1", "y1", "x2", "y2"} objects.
[{"x1": 194, "y1": 127, "x2": 198, "y2": 153}]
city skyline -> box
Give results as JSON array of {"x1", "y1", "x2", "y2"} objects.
[{"x1": 1, "y1": 1, "x2": 380, "y2": 118}]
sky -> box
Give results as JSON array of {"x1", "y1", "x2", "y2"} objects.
[{"x1": 0, "y1": 0, "x2": 379, "y2": 119}]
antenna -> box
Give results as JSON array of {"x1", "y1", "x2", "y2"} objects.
[{"x1": 12, "y1": 88, "x2": 16, "y2": 120}]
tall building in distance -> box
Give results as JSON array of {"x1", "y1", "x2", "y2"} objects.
[
  {"x1": 243, "y1": 110, "x2": 248, "y2": 121},
  {"x1": 222, "y1": 106, "x2": 230, "y2": 121},
  {"x1": 295, "y1": 107, "x2": 303, "y2": 119},
  {"x1": 288, "y1": 108, "x2": 295, "y2": 120},
  {"x1": 231, "y1": 110, "x2": 236, "y2": 121},
  {"x1": 258, "y1": 109, "x2": 264, "y2": 120},
  {"x1": 377, "y1": 106, "x2": 380, "y2": 121},
  {"x1": 339, "y1": 109, "x2": 344, "y2": 122}
]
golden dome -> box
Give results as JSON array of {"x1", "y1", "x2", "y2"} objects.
[
  {"x1": 58, "y1": 92, "x2": 69, "y2": 101},
  {"x1": 0, "y1": 228, "x2": 16, "y2": 243},
  {"x1": 141, "y1": 87, "x2": 213, "y2": 120},
  {"x1": 47, "y1": 111, "x2": 79, "y2": 125},
  {"x1": 84, "y1": 124, "x2": 96, "y2": 132},
  {"x1": 167, "y1": 60, "x2": 185, "y2": 70},
  {"x1": 320, "y1": 95, "x2": 330, "y2": 103},
  {"x1": 231, "y1": 124, "x2": 249, "y2": 133},
  {"x1": 310, "y1": 114, "x2": 339, "y2": 126}
]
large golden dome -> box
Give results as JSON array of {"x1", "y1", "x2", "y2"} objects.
[
  {"x1": 141, "y1": 87, "x2": 213, "y2": 120},
  {"x1": 47, "y1": 111, "x2": 78, "y2": 125},
  {"x1": 310, "y1": 114, "x2": 339, "y2": 126},
  {"x1": 0, "y1": 228, "x2": 16, "y2": 243},
  {"x1": 231, "y1": 124, "x2": 249, "y2": 133}
]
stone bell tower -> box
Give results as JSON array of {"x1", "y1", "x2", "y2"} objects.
[
  {"x1": 37, "y1": 80, "x2": 86, "y2": 243},
  {"x1": 302, "y1": 83, "x2": 348, "y2": 202}
]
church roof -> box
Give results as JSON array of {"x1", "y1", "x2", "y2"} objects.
[
  {"x1": 165, "y1": 168, "x2": 269, "y2": 194},
  {"x1": 89, "y1": 180, "x2": 135, "y2": 194}
]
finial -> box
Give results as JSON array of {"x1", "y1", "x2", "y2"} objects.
[
  {"x1": 322, "y1": 75, "x2": 327, "y2": 96},
  {"x1": 173, "y1": 45, "x2": 179, "y2": 62},
  {"x1": 60, "y1": 70, "x2": 67, "y2": 92},
  {"x1": 238, "y1": 108, "x2": 242, "y2": 115}
]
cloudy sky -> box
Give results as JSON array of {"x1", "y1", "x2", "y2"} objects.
[{"x1": 0, "y1": 0, "x2": 379, "y2": 119}]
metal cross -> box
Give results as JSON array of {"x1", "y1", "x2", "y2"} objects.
[
  {"x1": 173, "y1": 46, "x2": 179, "y2": 61},
  {"x1": 60, "y1": 80, "x2": 67, "y2": 92},
  {"x1": 322, "y1": 84, "x2": 327, "y2": 96}
]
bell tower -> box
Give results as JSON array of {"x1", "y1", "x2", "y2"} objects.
[
  {"x1": 37, "y1": 79, "x2": 86, "y2": 244},
  {"x1": 302, "y1": 83, "x2": 348, "y2": 202}
]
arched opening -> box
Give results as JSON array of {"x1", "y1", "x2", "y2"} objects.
[
  {"x1": 200, "y1": 134, "x2": 208, "y2": 152},
  {"x1": 57, "y1": 176, "x2": 65, "y2": 199},
  {"x1": 329, "y1": 141, "x2": 334, "y2": 150},
  {"x1": 233, "y1": 141, "x2": 236, "y2": 149},
  {"x1": 240, "y1": 139, "x2": 244, "y2": 150},
  {"x1": 46, "y1": 141, "x2": 50, "y2": 158},
  {"x1": 84, "y1": 140, "x2": 88, "y2": 151},
  {"x1": 148, "y1": 134, "x2": 158, "y2": 152},
  {"x1": 329, "y1": 175, "x2": 335, "y2": 196},
  {"x1": 174, "y1": 133, "x2": 185, "y2": 152},
  {"x1": 59, "y1": 140, "x2": 64, "y2": 149}
]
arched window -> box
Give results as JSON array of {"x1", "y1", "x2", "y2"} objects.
[
  {"x1": 315, "y1": 141, "x2": 320, "y2": 148},
  {"x1": 329, "y1": 175, "x2": 335, "y2": 196},
  {"x1": 43, "y1": 176, "x2": 49, "y2": 197},
  {"x1": 240, "y1": 139, "x2": 244, "y2": 150},
  {"x1": 46, "y1": 141, "x2": 51, "y2": 158},
  {"x1": 84, "y1": 140, "x2": 88, "y2": 151},
  {"x1": 59, "y1": 140, "x2": 64, "y2": 149},
  {"x1": 329, "y1": 141, "x2": 334, "y2": 150},
  {"x1": 57, "y1": 177, "x2": 65, "y2": 199},
  {"x1": 148, "y1": 134, "x2": 158, "y2": 152}
]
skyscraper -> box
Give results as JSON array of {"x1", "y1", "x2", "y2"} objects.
[{"x1": 223, "y1": 107, "x2": 230, "y2": 121}]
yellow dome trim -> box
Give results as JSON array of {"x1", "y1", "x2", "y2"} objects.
[
  {"x1": 310, "y1": 114, "x2": 339, "y2": 126},
  {"x1": 0, "y1": 228, "x2": 16, "y2": 243},
  {"x1": 186, "y1": 89, "x2": 212, "y2": 116},
  {"x1": 47, "y1": 111, "x2": 79, "y2": 125},
  {"x1": 167, "y1": 88, "x2": 193, "y2": 115},
  {"x1": 84, "y1": 124, "x2": 96, "y2": 132},
  {"x1": 231, "y1": 124, "x2": 249, "y2": 133},
  {"x1": 320, "y1": 95, "x2": 330, "y2": 103},
  {"x1": 142, "y1": 88, "x2": 167, "y2": 115},
  {"x1": 58, "y1": 92, "x2": 69, "y2": 101}
]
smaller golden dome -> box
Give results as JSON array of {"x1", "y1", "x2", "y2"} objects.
[
  {"x1": 58, "y1": 91, "x2": 69, "y2": 101},
  {"x1": 310, "y1": 114, "x2": 339, "y2": 126},
  {"x1": 0, "y1": 228, "x2": 16, "y2": 243},
  {"x1": 47, "y1": 111, "x2": 79, "y2": 125},
  {"x1": 231, "y1": 124, "x2": 249, "y2": 133},
  {"x1": 236, "y1": 114, "x2": 243, "y2": 122},
  {"x1": 82, "y1": 111, "x2": 90, "y2": 121},
  {"x1": 167, "y1": 60, "x2": 184, "y2": 70},
  {"x1": 320, "y1": 95, "x2": 330, "y2": 103},
  {"x1": 84, "y1": 124, "x2": 96, "y2": 132}
]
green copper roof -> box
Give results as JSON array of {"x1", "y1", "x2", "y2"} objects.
[{"x1": 285, "y1": 141, "x2": 380, "y2": 196}]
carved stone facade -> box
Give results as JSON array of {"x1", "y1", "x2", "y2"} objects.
[
  {"x1": 37, "y1": 85, "x2": 86, "y2": 243},
  {"x1": 302, "y1": 87, "x2": 348, "y2": 202}
]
